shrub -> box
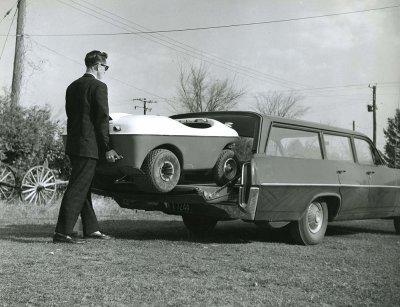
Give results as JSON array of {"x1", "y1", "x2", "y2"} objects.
[{"x1": 0, "y1": 91, "x2": 70, "y2": 180}]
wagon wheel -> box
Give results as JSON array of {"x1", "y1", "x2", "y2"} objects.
[
  {"x1": 21, "y1": 165, "x2": 57, "y2": 205},
  {"x1": 0, "y1": 164, "x2": 17, "y2": 201}
]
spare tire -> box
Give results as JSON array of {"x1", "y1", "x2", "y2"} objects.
[
  {"x1": 212, "y1": 149, "x2": 238, "y2": 186},
  {"x1": 140, "y1": 149, "x2": 181, "y2": 193}
]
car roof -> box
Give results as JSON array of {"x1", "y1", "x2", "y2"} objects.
[
  {"x1": 172, "y1": 111, "x2": 368, "y2": 138},
  {"x1": 263, "y1": 114, "x2": 368, "y2": 137}
]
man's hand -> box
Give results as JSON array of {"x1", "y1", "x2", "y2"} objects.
[{"x1": 105, "y1": 149, "x2": 123, "y2": 163}]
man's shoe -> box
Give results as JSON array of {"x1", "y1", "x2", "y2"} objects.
[
  {"x1": 53, "y1": 233, "x2": 86, "y2": 244},
  {"x1": 85, "y1": 232, "x2": 112, "y2": 240},
  {"x1": 70, "y1": 231, "x2": 83, "y2": 238}
]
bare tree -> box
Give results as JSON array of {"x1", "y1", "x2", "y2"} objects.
[
  {"x1": 170, "y1": 62, "x2": 245, "y2": 113},
  {"x1": 253, "y1": 91, "x2": 309, "y2": 118}
]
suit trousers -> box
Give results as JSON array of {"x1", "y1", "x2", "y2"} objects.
[{"x1": 55, "y1": 156, "x2": 99, "y2": 236}]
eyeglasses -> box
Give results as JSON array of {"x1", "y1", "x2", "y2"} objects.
[{"x1": 97, "y1": 63, "x2": 109, "y2": 71}]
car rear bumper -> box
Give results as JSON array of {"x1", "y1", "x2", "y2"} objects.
[{"x1": 91, "y1": 182, "x2": 259, "y2": 220}]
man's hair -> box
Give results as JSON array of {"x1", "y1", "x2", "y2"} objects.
[{"x1": 84, "y1": 50, "x2": 108, "y2": 67}]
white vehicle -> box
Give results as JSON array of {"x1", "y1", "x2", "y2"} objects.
[{"x1": 95, "y1": 113, "x2": 240, "y2": 193}]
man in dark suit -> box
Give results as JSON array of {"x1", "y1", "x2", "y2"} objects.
[{"x1": 53, "y1": 50, "x2": 121, "y2": 244}]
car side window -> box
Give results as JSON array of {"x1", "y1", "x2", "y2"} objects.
[
  {"x1": 266, "y1": 139, "x2": 283, "y2": 157},
  {"x1": 323, "y1": 134, "x2": 354, "y2": 162},
  {"x1": 354, "y1": 138, "x2": 374, "y2": 165},
  {"x1": 266, "y1": 126, "x2": 322, "y2": 159}
]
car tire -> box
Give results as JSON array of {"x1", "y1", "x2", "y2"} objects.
[
  {"x1": 182, "y1": 214, "x2": 218, "y2": 235},
  {"x1": 213, "y1": 149, "x2": 238, "y2": 186},
  {"x1": 394, "y1": 217, "x2": 400, "y2": 234},
  {"x1": 289, "y1": 200, "x2": 328, "y2": 245},
  {"x1": 140, "y1": 149, "x2": 181, "y2": 193}
]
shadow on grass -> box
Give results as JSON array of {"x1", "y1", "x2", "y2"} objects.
[
  {"x1": 0, "y1": 224, "x2": 55, "y2": 243},
  {"x1": 0, "y1": 219, "x2": 395, "y2": 245},
  {"x1": 100, "y1": 219, "x2": 293, "y2": 244},
  {"x1": 326, "y1": 223, "x2": 395, "y2": 237},
  {"x1": 0, "y1": 220, "x2": 289, "y2": 244}
]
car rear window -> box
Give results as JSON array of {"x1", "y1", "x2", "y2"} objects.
[
  {"x1": 266, "y1": 126, "x2": 322, "y2": 159},
  {"x1": 323, "y1": 134, "x2": 354, "y2": 162}
]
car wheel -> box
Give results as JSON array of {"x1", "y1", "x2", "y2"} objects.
[
  {"x1": 182, "y1": 214, "x2": 218, "y2": 235},
  {"x1": 140, "y1": 149, "x2": 181, "y2": 193},
  {"x1": 289, "y1": 200, "x2": 328, "y2": 245},
  {"x1": 213, "y1": 149, "x2": 238, "y2": 186},
  {"x1": 394, "y1": 217, "x2": 400, "y2": 234}
]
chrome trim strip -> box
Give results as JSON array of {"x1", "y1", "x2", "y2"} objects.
[
  {"x1": 240, "y1": 162, "x2": 250, "y2": 185},
  {"x1": 260, "y1": 183, "x2": 400, "y2": 189},
  {"x1": 368, "y1": 185, "x2": 400, "y2": 189}
]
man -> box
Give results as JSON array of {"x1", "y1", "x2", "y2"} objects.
[{"x1": 53, "y1": 50, "x2": 121, "y2": 244}]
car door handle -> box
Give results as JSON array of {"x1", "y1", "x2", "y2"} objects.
[
  {"x1": 337, "y1": 170, "x2": 347, "y2": 174},
  {"x1": 366, "y1": 171, "x2": 375, "y2": 175}
]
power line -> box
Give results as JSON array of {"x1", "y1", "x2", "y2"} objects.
[
  {"x1": 0, "y1": 7, "x2": 17, "y2": 61},
  {"x1": 378, "y1": 82, "x2": 400, "y2": 85},
  {"x1": 20, "y1": 36, "x2": 400, "y2": 103},
  {"x1": 28, "y1": 37, "x2": 82, "y2": 66},
  {"x1": 73, "y1": 0, "x2": 307, "y2": 89},
  {"x1": 306, "y1": 101, "x2": 367, "y2": 114},
  {"x1": 269, "y1": 83, "x2": 368, "y2": 94},
  {"x1": 0, "y1": 0, "x2": 18, "y2": 24},
  {"x1": 52, "y1": 0, "x2": 303, "y2": 89},
  {"x1": 5, "y1": 1, "x2": 399, "y2": 92},
  {"x1": 6, "y1": 1, "x2": 400, "y2": 110},
  {"x1": 295, "y1": 83, "x2": 372, "y2": 91},
  {"x1": 378, "y1": 83, "x2": 400, "y2": 88},
  {"x1": 6, "y1": 4, "x2": 399, "y2": 37},
  {"x1": 133, "y1": 98, "x2": 157, "y2": 115},
  {"x1": 27, "y1": 36, "x2": 167, "y2": 100},
  {"x1": 273, "y1": 82, "x2": 399, "y2": 94},
  {"x1": 0, "y1": 9, "x2": 12, "y2": 24}
]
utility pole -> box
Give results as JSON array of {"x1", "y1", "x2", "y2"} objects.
[
  {"x1": 11, "y1": 0, "x2": 26, "y2": 106},
  {"x1": 133, "y1": 98, "x2": 157, "y2": 115},
  {"x1": 367, "y1": 84, "x2": 377, "y2": 146}
]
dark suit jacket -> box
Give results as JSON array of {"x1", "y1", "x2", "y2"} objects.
[{"x1": 65, "y1": 74, "x2": 111, "y2": 159}]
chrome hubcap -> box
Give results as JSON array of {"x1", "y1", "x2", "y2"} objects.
[
  {"x1": 160, "y1": 161, "x2": 174, "y2": 182},
  {"x1": 223, "y1": 158, "x2": 237, "y2": 177},
  {"x1": 307, "y1": 202, "x2": 323, "y2": 234}
]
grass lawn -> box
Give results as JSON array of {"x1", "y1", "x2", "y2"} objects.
[{"x1": 1, "y1": 196, "x2": 399, "y2": 306}]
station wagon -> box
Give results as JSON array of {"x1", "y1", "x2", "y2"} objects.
[{"x1": 92, "y1": 111, "x2": 400, "y2": 245}]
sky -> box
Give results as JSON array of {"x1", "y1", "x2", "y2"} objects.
[{"x1": 0, "y1": 0, "x2": 399, "y2": 150}]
